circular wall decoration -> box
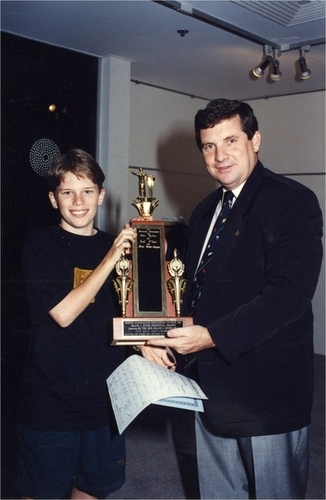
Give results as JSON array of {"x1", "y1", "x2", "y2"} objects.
[{"x1": 29, "y1": 138, "x2": 61, "y2": 176}]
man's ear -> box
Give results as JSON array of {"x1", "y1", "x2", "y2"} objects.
[
  {"x1": 252, "y1": 130, "x2": 261, "y2": 153},
  {"x1": 98, "y1": 188, "x2": 105, "y2": 206},
  {"x1": 48, "y1": 191, "x2": 58, "y2": 209}
]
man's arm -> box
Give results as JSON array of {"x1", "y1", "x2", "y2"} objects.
[{"x1": 146, "y1": 189, "x2": 323, "y2": 361}]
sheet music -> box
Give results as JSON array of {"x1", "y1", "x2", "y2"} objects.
[{"x1": 107, "y1": 355, "x2": 208, "y2": 434}]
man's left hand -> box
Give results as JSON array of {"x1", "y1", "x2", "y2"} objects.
[{"x1": 145, "y1": 324, "x2": 215, "y2": 355}]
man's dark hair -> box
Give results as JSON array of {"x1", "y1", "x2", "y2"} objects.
[
  {"x1": 47, "y1": 149, "x2": 105, "y2": 192},
  {"x1": 194, "y1": 98, "x2": 259, "y2": 150}
]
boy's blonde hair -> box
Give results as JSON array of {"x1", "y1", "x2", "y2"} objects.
[{"x1": 48, "y1": 149, "x2": 105, "y2": 192}]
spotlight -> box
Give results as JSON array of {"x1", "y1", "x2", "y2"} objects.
[
  {"x1": 298, "y1": 57, "x2": 311, "y2": 79},
  {"x1": 270, "y1": 59, "x2": 282, "y2": 81},
  {"x1": 252, "y1": 55, "x2": 273, "y2": 77},
  {"x1": 270, "y1": 50, "x2": 282, "y2": 82},
  {"x1": 252, "y1": 45, "x2": 273, "y2": 77},
  {"x1": 298, "y1": 46, "x2": 311, "y2": 80}
]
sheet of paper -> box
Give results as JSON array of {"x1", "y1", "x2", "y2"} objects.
[
  {"x1": 153, "y1": 396, "x2": 204, "y2": 412},
  {"x1": 107, "y1": 355, "x2": 207, "y2": 434}
]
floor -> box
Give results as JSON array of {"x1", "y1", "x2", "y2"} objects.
[{"x1": 1, "y1": 354, "x2": 325, "y2": 499}]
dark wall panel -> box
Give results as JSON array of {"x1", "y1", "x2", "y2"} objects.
[
  {"x1": 1, "y1": 32, "x2": 98, "y2": 358},
  {"x1": 1, "y1": 34, "x2": 99, "y2": 497}
]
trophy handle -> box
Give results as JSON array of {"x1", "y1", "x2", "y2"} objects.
[
  {"x1": 167, "y1": 249, "x2": 187, "y2": 317},
  {"x1": 113, "y1": 252, "x2": 133, "y2": 318}
]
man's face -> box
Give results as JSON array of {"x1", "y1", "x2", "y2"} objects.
[
  {"x1": 48, "y1": 172, "x2": 105, "y2": 235},
  {"x1": 200, "y1": 115, "x2": 261, "y2": 191}
]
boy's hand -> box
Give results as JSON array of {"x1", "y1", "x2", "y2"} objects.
[
  {"x1": 108, "y1": 226, "x2": 137, "y2": 262},
  {"x1": 138, "y1": 345, "x2": 177, "y2": 371}
]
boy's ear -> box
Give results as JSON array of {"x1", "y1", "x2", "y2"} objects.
[
  {"x1": 98, "y1": 188, "x2": 105, "y2": 206},
  {"x1": 48, "y1": 191, "x2": 58, "y2": 209}
]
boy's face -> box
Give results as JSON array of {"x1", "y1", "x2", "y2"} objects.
[{"x1": 48, "y1": 172, "x2": 105, "y2": 235}]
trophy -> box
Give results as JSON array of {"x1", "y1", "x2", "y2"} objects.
[{"x1": 112, "y1": 167, "x2": 192, "y2": 345}]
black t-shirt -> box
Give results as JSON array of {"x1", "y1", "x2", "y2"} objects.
[{"x1": 19, "y1": 225, "x2": 124, "y2": 431}]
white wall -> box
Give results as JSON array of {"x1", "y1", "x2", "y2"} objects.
[
  {"x1": 128, "y1": 83, "x2": 211, "y2": 223},
  {"x1": 129, "y1": 84, "x2": 325, "y2": 354}
]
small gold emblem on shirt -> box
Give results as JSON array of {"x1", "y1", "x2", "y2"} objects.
[{"x1": 73, "y1": 267, "x2": 95, "y2": 303}]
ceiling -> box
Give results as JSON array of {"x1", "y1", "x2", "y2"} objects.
[{"x1": 1, "y1": 0, "x2": 325, "y2": 101}]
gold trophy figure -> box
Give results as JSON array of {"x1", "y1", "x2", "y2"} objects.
[
  {"x1": 167, "y1": 249, "x2": 187, "y2": 317},
  {"x1": 131, "y1": 168, "x2": 159, "y2": 219}
]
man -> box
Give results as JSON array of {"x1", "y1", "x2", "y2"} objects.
[{"x1": 143, "y1": 99, "x2": 323, "y2": 498}]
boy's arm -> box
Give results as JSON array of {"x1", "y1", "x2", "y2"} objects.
[{"x1": 49, "y1": 226, "x2": 136, "y2": 327}]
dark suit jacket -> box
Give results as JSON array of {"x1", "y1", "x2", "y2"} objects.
[{"x1": 182, "y1": 161, "x2": 323, "y2": 438}]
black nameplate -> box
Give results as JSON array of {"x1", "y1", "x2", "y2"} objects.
[
  {"x1": 133, "y1": 223, "x2": 166, "y2": 316},
  {"x1": 123, "y1": 319, "x2": 185, "y2": 336},
  {"x1": 112, "y1": 316, "x2": 193, "y2": 345},
  {"x1": 137, "y1": 227, "x2": 162, "y2": 312}
]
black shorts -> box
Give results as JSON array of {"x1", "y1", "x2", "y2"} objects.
[{"x1": 16, "y1": 423, "x2": 126, "y2": 499}]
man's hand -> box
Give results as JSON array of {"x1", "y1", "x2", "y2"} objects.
[
  {"x1": 145, "y1": 324, "x2": 215, "y2": 355},
  {"x1": 138, "y1": 345, "x2": 177, "y2": 371}
]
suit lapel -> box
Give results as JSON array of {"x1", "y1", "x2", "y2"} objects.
[
  {"x1": 200, "y1": 162, "x2": 265, "y2": 283},
  {"x1": 185, "y1": 162, "x2": 266, "y2": 298},
  {"x1": 207, "y1": 201, "x2": 243, "y2": 280},
  {"x1": 186, "y1": 187, "x2": 223, "y2": 281}
]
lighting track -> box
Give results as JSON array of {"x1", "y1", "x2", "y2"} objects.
[{"x1": 154, "y1": 0, "x2": 325, "y2": 51}]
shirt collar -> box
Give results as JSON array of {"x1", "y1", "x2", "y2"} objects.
[{"x1": 223, "y1": 180, "x2": 246, "y2": 200}]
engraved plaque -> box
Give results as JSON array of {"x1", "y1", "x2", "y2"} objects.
[{"x1": 112, "y1": 317, "x2": 193, "y2": 346}]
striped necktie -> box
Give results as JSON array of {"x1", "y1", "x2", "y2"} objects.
[{"x1": 188, "y1": 190, "x2": 234, "y2": 315}]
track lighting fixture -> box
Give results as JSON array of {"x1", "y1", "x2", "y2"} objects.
[
  {"x1": 252, "y1": 45, "x2": 272, "y2": 78},
  {"x1": 270, "y1": 50, "x2": 282, "y2": 82},
  {"x1": 252, "y1": 45, "x2": 313, "y2": 83},
  {"x1": 298, "y1": 46, "x2": 311, "y2": 80}
]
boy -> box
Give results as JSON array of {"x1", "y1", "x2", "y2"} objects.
[{"x1": 16, "y1": 149, "x2": 136, "y2": 499}]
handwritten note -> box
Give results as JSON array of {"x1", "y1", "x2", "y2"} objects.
[{"x1": 107, "y1": 355, "x2": 208, "y2": 434}]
